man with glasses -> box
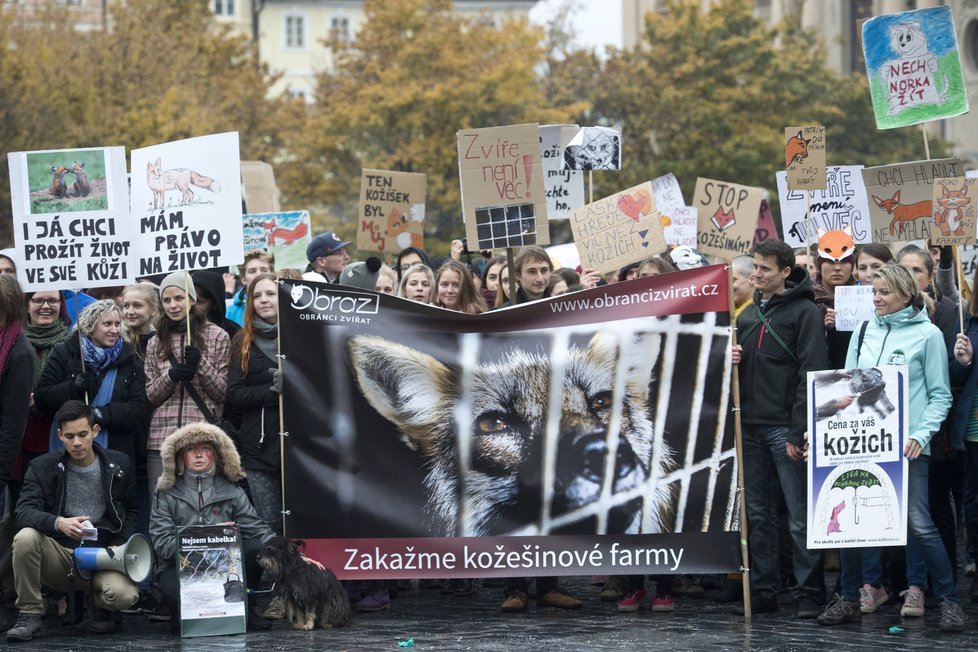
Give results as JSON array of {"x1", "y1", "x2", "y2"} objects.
[{"x1": 302, "y1": 233, "x2": 351, "y2": 284}]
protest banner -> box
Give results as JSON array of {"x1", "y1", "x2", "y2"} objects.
[
  {"x1": 357, "y1": 169, "x2": 426, "y2": 253},
  {"x1": 784, "y1": 126, "x2": 826, "y2": 191},
  {"x1": 561, "y1": 126, "x2": 621, "y2": 171},
  {"x1": 457, "y1": 123, "x2": 549, "y2": 251},
  {"x1": 280, "y1": 266, "x2": 740, "y2": 578},
  {"x1": 833, "y1": 286, "x2": 875, "y2": 332},
  {"x1": 242, "y1": 210, "x2": 311, "y2": 271},
  {"x1": 930, "y1": 177, "x2": 977, "y2": 246},
  {"x1": 569, "y1": 181, "x2": 666, "y2": 275},
  {"x1": 176, "y1": 524, "x2": 246, "y2": 637},
  {"x1": 754, "y1": 199, "x2": 778, "y2": 244},
  {"x1": 651, "y1": 173, "x2": 685, "y2": 211},
  {"x1": 862, "y1": 158, "x2": 963, "y2": 243},
  {"x1": 662, "y1": 207, "x2": 697, "y2": 249},
  {"x1": 692, "y1": 178, "x2": 763, "y2": 259},
  {"x1": 7, "y1": 146, "x2": 133, "y2": 291},
  {"x1": 540, "y1": 124, "x2": 584, "y2": 219},
  {"x1": 131, "y1": 132, "x2": 243, "y2": 276},
  {"x1": 777, "y1": 167, "x2": 871, "y2": 248},
  {"x1": 807, "y1": 367, "x2": 908, "y2": 548},
  {"x1": 862, "y1": 6, "x2": 969, "y2": 130}
]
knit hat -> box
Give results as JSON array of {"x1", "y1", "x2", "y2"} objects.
[
  {"x1": 159, "y1": 271, "x2": 197, "y2": 302},
  {"x1": 342, "y1": 257, "x2": 383, "y2": 290},
  {"x1": 307, "y1": 232, "x2": 351, "y2": 262}
]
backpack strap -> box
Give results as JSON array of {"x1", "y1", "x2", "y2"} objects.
[
  {"x1": 168, "y1": 353, "x2": 219, "y2": 425},
  {"x1": 754, "y1": 305, "x2": 799, "y2": 364},
  {"x1": 855, "y1": 321, "x2": 869, "y2": 366}
]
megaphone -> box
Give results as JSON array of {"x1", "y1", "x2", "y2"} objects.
[{"x1": 73, "y1": 533, "x2": 154, "y2": 584}]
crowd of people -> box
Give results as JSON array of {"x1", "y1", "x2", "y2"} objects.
[{"x1": 1, "y1": 226, "x2": 977, "y2": 641}]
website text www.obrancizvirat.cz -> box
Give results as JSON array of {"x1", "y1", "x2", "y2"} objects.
[{"x1": 549, "y1": 282, "x2": 721, "y2": 313}]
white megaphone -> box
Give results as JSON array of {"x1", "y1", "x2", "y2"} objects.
[{"x1": 73, "y1": 533, "x2": 154, "y2": 584}]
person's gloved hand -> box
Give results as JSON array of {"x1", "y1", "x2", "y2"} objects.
[
  {"x1": 91, "y1": 406, "x2": 106, "y2": 426},
  {"x1": 72, "y1": 370, "x2": 99, "y2": 399},
  {"x1": 270, "y1": 369, "x2": 283, "y2": 394},
  {"x1": 183, "y1": 345, "x2": 202, "y2": 370},
  {"x1": 168, "y1": 363, "x2": 195, "y2": 383}
]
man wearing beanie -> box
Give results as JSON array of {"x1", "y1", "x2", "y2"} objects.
[{"x1": 302, "y1": 233, "x2": 350, "y2": 284}]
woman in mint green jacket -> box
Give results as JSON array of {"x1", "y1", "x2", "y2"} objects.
[{"x1": 818, "y1": 264, "x2": 962, "y2": 632}]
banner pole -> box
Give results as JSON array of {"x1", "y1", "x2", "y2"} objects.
[
  {"x1": 728, "y1": 265, "x2": 752, "y2": 621},
  {"x1": 184, "y1": 273, "x2": 192, "y2": 345},
  {"x1": 74, "y1": 290, "x2": 89, "y2": 404},
  {"x1": 805, "y1": 191, "x2": 812, "y2": 263},
  {"x1": 954, "y1": 246, "x2": 965, "y2": 333},
  {"x1": 277, "y1": 285, "x2": 287, "y2": 538},
  {"x1": 506, "y1": 247, "x2": 517, "y2": 304},
  {"x1": 922, "y1": 126, "x2": 931, "y2": 161}
]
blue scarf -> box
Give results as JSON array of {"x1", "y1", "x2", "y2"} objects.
[{"x1": 81, "y1": 335, "x2": 122, "y2": 371}]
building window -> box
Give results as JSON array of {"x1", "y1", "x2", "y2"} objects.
[
  {"x1": 285, "y1": 14, "x2": 306, "y2": 49},
  {"x1": 288, "y1": 88, "x2": 308, "y2": 101},
  {"x1": 331, "y1": 16, "x2": 351, "y2": 44},
  {"x1": 214, "y1": 0, "x2": 235, "y2": 17}
]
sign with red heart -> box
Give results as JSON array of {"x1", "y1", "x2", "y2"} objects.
[{"x1": 693, "y1": 177, "x2": 763, "y2": 260}]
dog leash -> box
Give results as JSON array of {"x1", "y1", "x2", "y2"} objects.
[{"x1": 246, "y1": 582, "x2": 276, "y2": 595}]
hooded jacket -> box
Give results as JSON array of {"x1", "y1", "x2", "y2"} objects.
[
  {"x1": 15, "y1": 444, "x2": 136, "y2": 548},
  {"x1": 149, "y1": 422, "x2": 274, "y2": 568},
  {"x1": 193, "y1": 271, "x2": 241, "y2": 340},
  {"x1": 35, "y1": 336, "x2": 149, "y2": 462},
  {"x1": 845, "y1": 305, "x2": 951, "y2": 456},
  {"x1": 736, "y1": 267, "x2": 829, "y2": 446}
]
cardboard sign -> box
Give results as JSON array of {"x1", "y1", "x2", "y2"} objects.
[
  {"x1": 807, "y1": 367, "x2": 909, "y2": 548},
  {"x1": 834, "y1": 286, "x2": 875, "y2": 332},
  {"x1": 862, "y1": 6, "x2": 969, "y2": 130},
  {"x1": 177, "y1": 524, "x2": 246, "y2": 637},
  {"x1": 569, "y1": 181, "x2": 665, "y2": 274},
  {"x1": 651, "y1": 173, "x2": 685, "y2": 211},
  {"x1": 784, "y1": 126, "x2": 827, "y2": 191},
  {"x1": 457, "y1": 123, "x2": 549, "y2": 250},
  {"x1": 562, "y1": 126, "x2": 621, "y2": 171},
  {"x1": 754, "y1": 199, "x2": 777, "y2": 244},
  {"x1": 777, "y1": 166, "x2": 872, "y2": 248},
  {"x1": 930, "y1": 178, "x2": 977, "y2": 246},
  {"x1": 692, "y1": 178, "x2": 763, "y2": 259},
  {"x1": 241, "y1": 160, "x2": 280, "y2": 213},
  {"x1": 7, "y1": 146, "x2": 134, "y2": 291},
  {"x1": 662, "y1": 206, "x2": 697, "y2": 248},
  {"x1": 357, "y1": 169, "x2": 426, "y2": 253},
  {"x1": 861, "y1": 158, "x2": 962, "y2": 243},
  {"x1": 540, "y1": 124, "x2": 585, "y2": 219},
  {"x1": 242, "y1": 210, "x2": 311, "y2": 272},
  {"x1": 131, "y1": 132, "x2": 243, "y2": 276}
]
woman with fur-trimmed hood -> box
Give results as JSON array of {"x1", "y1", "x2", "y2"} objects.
[{"x1": 149, "y1": 422, "x2": 275, "y2": 628}]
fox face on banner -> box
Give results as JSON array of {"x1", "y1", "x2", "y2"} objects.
[{"x1": 279, "y1": 268, "x2": 740, "y2": 578}]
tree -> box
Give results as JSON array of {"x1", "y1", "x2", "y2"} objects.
[{"x1": 279, "y1": 0, "x2": 586, "y2": 255}]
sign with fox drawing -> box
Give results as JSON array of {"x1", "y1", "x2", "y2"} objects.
[
  {"x1": 861, "y1": 158, "x2": 963, "y2": 244},
  {"x1": 7, "y1": 146, "x2": 135, "y2": 291},
  {"x1": 692, "y1": 178, "x2": 763, "y2": 260},
  {"x1": 131, "y1": 132, "x2": 244, "y2": 276},
  {"x1": 357, "y1": 169, "x2": 427, "y2": 254},
  {"x1": 242, "y1": 210, "x2": 312, "y2": 271},
  {"x1": 929, "y1": 177, "x2": 977, "y2": 246},
  {"x1": 861, "y1": 5, "x2": 969, "y2": 130},
  {"x1": 279, "y1": 266, "x2": 741, "y2": 578},
  {"x1": 784, "y1": 126, "x2": 826, "y2": 192}
]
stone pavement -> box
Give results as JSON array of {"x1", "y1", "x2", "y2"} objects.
[{"x1": 5, "y1": 575, "x2": 978, "y2": 651}]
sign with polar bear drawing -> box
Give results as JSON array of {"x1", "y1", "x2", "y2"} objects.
[{"x1": 861, "y1": 6, "x2": 969, "y2": 129}]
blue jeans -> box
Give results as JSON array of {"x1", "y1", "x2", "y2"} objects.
[
  {"x1": 904, "y1": 456, "x2": 958, "y2": 602},
  {"x1": 743, "y1": 425, "x2": 821, "y2": 600},
  {"x1": 838, "y1": 547, "x2": 883, "y2": 601}
]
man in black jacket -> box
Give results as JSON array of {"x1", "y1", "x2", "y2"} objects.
[
  {"x1": 731, "y1": 240, "x2": 829, "y2": 618},
  {"x1": 6, "y1": 401, "x2": 138, "y2": 643}
]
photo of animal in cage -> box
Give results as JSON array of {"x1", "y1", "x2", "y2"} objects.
[{"x1": 284, "y1": 310, "x2": 737, "y2": 540}]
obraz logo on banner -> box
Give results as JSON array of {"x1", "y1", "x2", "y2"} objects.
[{"x1": 290, "y1": 284, "x2": 379, "y2": 324}]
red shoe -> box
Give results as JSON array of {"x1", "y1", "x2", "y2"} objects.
[
  {"x1": 618, "y1": 589, "x2": 647, "y2": 613},
  {"x1": 652, "y1": 595, "x2": 675, "y2": 612}
]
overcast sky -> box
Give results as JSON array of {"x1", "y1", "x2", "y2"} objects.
[{"x1": 528, "y1": 0, "x2": 624, "y2": 51}]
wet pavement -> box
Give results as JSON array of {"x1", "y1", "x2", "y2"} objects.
[{"x1": 4, "y1": 575, "x2": 978, "y2": 650}]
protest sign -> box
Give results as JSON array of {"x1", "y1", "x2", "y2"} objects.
[
  {"x1": 662, "y1": 206, "x2": 697, "y2": 248},
  {"x1": 242, "y1": 210, "x2": 311, "y2": 271},
  {"x1": 7, "y1": 146, "x2": 133, "y2": 291},
  {"x1": 807, "y1": 367, "x2": 908, "y2": 548},
  {"x1": 651, "y1": 173, "x2": 685, "y2": 211},
  {"x1": 177, "y1": 524, "x2": 246, "y2": 637},
  {"x1": 569, "y1": 182, "x2": 666, "y2": 275},
  {"x1": 562, "y1": 126, "x2": 621, "y2": 171},
  {"x1": 862, "y1": 158, "x2": 963, "y2": 243},
  {"x1": 457, "y1": 123, "x2": 549, "y2": 250},
  {"x1": 833, "y1": 286, "x2": 875, "y2": 332},
  {"x1": 280, "y1": 266, "x2": 740, "y2": 578},
  {"x1": 930, "y1": 177, "x2": 977, "y2": 246},
  {"x1": 777, "y1": 167, "x2": 872, "y2": 248},
  {"x1": 862, "y1": 6, "x2": 969, "y2": 130},
  {"x1": 131, "y1": 132, "x2": 243, "y2": 276},
  {"x1": 357, "y1": 169, "x2": 426, "y2": 253},
  {"x1": 784, "y1": 126, "x2": 826, "y2": 191},
  {"x1": 540, "y1": 124, "x2": 585, "y2": 219},
  {"x1": 754, "y1": 199, "x2": 777, "y2": 244},
  {"x1": 692, "y1": 178, "x2": 763, "y2": 259}
]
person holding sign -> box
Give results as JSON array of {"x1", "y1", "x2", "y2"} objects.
[
  {"x1": 817, "y1": 264, "x2": 962, "y2": 631},
  {"x1": 143, "y1": 272, "x2": 230, "y2": 496}
]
